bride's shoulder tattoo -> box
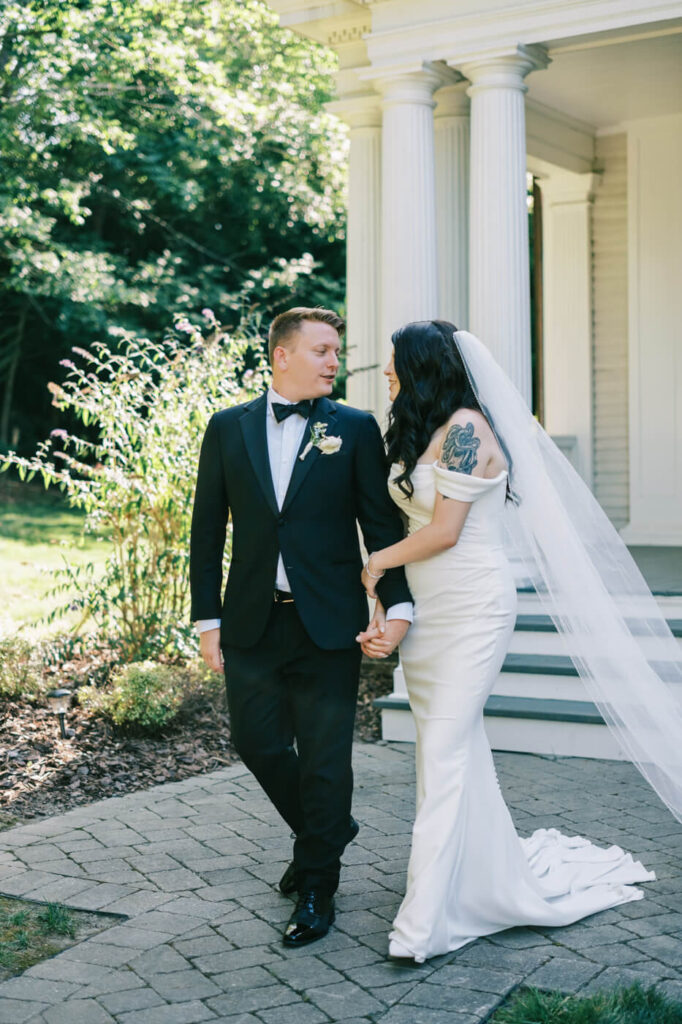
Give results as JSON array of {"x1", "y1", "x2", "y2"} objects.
[{"x1": 441, "y1": 421, "x2": 481, "y2": 474}]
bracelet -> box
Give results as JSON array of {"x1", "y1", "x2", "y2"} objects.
[{"x1": 365, "y1": 554, "x2": 385, "y2": 580}]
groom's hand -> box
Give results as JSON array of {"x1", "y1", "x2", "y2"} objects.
[
  {"x1": 199, "y1": 628, "x2": 224, "y2": 674},
  {"x1": 357, "y1": 618, "x2": 409, "y2": 659}
]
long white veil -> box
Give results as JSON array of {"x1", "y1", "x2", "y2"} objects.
[{"x1": 453, "y1": 329, "x2": 682, "y2": 822}]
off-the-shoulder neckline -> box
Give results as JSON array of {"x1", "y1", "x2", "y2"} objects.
[{"x1": 410, "y1": 460, "x2": 507, "y2": 483}]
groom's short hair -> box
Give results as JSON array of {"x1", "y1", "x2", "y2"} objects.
[{"x1": 268, "y1": 307, "x2": 345, "y2": 362}]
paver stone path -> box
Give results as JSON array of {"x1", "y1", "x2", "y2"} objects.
[{"x1": 1, "y1": 742, "x2": 682, "y2": 1023}]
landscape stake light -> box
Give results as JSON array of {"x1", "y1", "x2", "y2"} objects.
[{"x1": 46, "y1": 688, "x2": 72, "y2": 740}]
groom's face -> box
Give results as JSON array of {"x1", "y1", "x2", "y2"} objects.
[{"x1": 272, "y1": 321, "x2": 340, "y2": 401}]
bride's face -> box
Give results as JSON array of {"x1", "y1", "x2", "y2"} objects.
[{"x1": 384, "y1": 349, "x2": 400, "y2": 401}]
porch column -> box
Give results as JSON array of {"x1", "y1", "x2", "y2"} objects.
[
  {"x1": 376, "y1": 65, "x2": 454, "y2": 375},
  {"x1": 462, "y1": 46, "x2": 548, "y2": 405},
  {"x1": 329, "y1": 96, "x2": 383, "y2": 414},
  {"x1": 434, "y1": 81, "x2": 470, "y2": 329},
  {"x1": 541, "y1": 173, "x2": 598, "y2": 487}
]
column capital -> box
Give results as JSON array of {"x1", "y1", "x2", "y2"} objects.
[
  {"x1": 434, "y1": 81, "x2": 470, "y2": 120},
  {"x1": 540, "y1": 171, "x2": 600, "y2": 206},
  {"x1": 327, "y1": 93, "x2": 382, "y2": 129},
  {"x1": 364, "y1": 62, "x2": 460, "y2": 108},
  {"x1": 461, "y1": 44, "x2": 549, "y2": 95}
]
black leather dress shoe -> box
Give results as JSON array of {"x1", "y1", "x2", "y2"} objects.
[
  {"x1": 278, "y1": 861, "x2": 297, "y2": 896},
  {"x1": 278, "y1": 817, "x2": 359, "y2": 896},
  {"x1": 282, "y1": 890, "x2": 335, "y2": 946}
]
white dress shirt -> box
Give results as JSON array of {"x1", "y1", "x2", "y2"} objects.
[{"x1": 195, "y1": 387, "x2": 412, "y2": 632}]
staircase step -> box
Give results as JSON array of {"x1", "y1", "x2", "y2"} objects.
[
  {"x1": 516, "y1": 591, "x2": 682, "y2": 618},
  {"x1": 515, "y1": 613, "x2": 682, "y2": 637},
  {"x1": 375, "y1": 693, "x2": 626, "y2": 758},
  {"x1": 501, "y1": 651, "x2": 680, "y2": 683},
  {"x1": 375, "y1": 692, "x2": 602, "y2": 724},
  {"x1": 502, "y1": 652, "x2": 577, "y2": 676}
]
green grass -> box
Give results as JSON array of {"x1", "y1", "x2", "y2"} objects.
[
  {"x1": 0, "y1": 896, "x2": 77, "y2": 975},
  {"x1": 0, "y1": 482, "x2": 109, "y2": 636},
  {"x1": 491, "y1": 984, "x2": 682, "y2": 1024}
]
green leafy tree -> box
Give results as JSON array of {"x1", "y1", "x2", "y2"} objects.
[
  {"x1": 0, "y1": 0, "x2": 347, "y2": 451},
  {"x1": 2, "y1": 312, "x2": 268, "y2": 659}
]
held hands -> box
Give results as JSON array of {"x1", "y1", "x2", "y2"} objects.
[
  {"x1": 356, "y1": 601, "x2": 409, "y2": 659},
  {"x1": 199, "y1": 627, "x2": 224, "y2": 674}
]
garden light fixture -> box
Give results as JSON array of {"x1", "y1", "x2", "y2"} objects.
[{"x1": 46, "y1": 688, "x2": 72, "y2": 740}]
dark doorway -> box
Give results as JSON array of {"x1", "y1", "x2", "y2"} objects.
[{"x1": 529, "y1": 176, "x2": 544, "y2": 423}]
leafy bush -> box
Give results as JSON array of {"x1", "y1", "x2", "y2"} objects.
[
  {"x1": 78, "y1": 658, "x2": 223, "y2": 732},
  {"x1": 0, "y1": 635, "x2": 43, "y2": 699},
  {"x1": 2, "y1": 313, "x2": 268, "y2": 659}
]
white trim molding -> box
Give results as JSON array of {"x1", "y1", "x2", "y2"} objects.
[
  {"x1": 542, "y1": 171, "x2": 599, "y2": 488},
  {"x1": 622, "y1": 114, "x2": 682, "y2": 545}
]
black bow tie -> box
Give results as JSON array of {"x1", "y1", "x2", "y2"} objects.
[{"x1": 272, "y1": 399, "x2": 313, "y2": 423}]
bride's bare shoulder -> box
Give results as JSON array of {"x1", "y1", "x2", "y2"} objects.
[
  {"x1": 437, "y1": 408, "x2": 499, "y2": 476},
  {"x1": 442, "y1": 407, "x2": 495, "y2": 444}
]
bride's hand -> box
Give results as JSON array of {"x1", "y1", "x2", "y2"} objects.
[
  {"x1": 356, "y1": 600, "x2": 386, "y2": 648},
  {"x1": 360, "y1": 618, "x2": 408, "y2": 659},
  {"x1": 361, "y1": 563, "x2": 377, "y2": 599}
]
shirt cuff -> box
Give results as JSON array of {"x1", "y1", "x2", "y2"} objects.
[
  {"x1": 195, "y1": 619, "x2": 221, "y2": 634},
  {"x1": 385, "y1": 602, "x2": 414, "y2": 624}
]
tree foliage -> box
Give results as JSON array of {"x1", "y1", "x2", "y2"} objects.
[{"x1": 0, "y1": 0, "x2": 347, "y2": 450}]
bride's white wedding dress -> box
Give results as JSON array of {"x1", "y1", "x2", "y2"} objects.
[{"x1": 387, "y1": 460, "x2": 655, "y2": 962}]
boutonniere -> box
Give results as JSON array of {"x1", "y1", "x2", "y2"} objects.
[{"x1": 300, "y1": 421, "x2": 343, "y2": 461}]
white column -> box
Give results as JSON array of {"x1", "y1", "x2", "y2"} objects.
[
  {"x1": 434, "y1": 81, "x2": 470, "y2": 330},
  {"x1": 541, "y1": 173, "x2": 597, "y2": 487},
  {"x1": 462, "y1": 46, "x2": 548, "y2": 405},
  {"x1": 376, "y1": 66, "x2": 451, "y2": 364},
  {"x1": 329, "y1": 96, "x2": 383, "y2": 414}
]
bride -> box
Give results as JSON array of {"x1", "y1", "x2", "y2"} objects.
[{"x1": 358, "y1": 319, "x2": 682, "y2": 964}]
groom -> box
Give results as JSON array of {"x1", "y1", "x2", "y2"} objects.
[{"x1": 190, "y1": 307, "x2": 412, "y2": 946}]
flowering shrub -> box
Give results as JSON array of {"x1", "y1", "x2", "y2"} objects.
[
  {"x1": 0, "y1": 636, "x2": 44, "y2": 699},
  {"x1": 2, "y1": 313, "x2": 268, "y2": 660},
  {"x1": 78, "y1": 658, "x2": 222, "y2": 732}
]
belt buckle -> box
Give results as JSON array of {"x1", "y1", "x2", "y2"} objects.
[{"x1": 274, "y1": 589, "x2": 294, "y2": 604}]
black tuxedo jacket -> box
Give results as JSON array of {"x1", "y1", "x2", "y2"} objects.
[{"x1": 189, "y1": 393, "x2": 411, "y2": 650}]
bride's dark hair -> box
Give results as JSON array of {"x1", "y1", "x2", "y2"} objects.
[{"x1": 385, "y1": 320, "x2": 481, "y2": 498}]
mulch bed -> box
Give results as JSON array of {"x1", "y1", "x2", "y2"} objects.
[{"x1": 0, "y1": 655, "x2": 398, "y2": 825}]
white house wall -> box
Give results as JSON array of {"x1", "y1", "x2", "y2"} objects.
[
  {"x1": 592, "y1": 133, "x2": 630, "y2": 529},
  {"x1": 623, "y1": 114, "x2": 682, "y2": 544}
]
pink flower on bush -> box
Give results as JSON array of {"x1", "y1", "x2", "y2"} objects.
[
  {"x1": 175, "y1": 319, "x2": 194, "y2": 334},
  {"x1": 59, "y1": 359, "x2": 75, "y2": 369},
  {"x1": 201, "y1": 307, "x2": 216, "y2": 320},
  {"x1": 50, "y1": 429, "x2": 68, "y2": 440}
]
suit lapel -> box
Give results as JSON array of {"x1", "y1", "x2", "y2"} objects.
[
  {"x1": 281, "y1": 397, "x2": 338, "y2": 514},
  {"x1": 239, "y1": 393, "x2": 279, "y2": 517}
]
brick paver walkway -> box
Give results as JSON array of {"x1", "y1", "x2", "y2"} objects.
[{"x1": 1, "y1": 742, "x2": 682, "y2": 1023}]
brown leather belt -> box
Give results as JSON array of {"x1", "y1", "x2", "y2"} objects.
[{"x1": 274, "y1": 589, "x2": 295, "y2": 604}]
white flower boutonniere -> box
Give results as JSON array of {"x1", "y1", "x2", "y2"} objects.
[{"x1": 300, "y1": 421, "x2": 343, "y2": 461}]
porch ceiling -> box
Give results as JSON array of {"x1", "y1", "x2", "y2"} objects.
[{"x1": 516, "y1": 25, "x2": 682, "y2": 130}]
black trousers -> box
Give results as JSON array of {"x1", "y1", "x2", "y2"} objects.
[{"x1": 222, "y1": 601, "x2": 362, "y2": 896}]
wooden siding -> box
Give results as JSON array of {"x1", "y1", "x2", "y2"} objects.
[{"x1": 592, "y1": 133, "x2": 629, "y2": 527}]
